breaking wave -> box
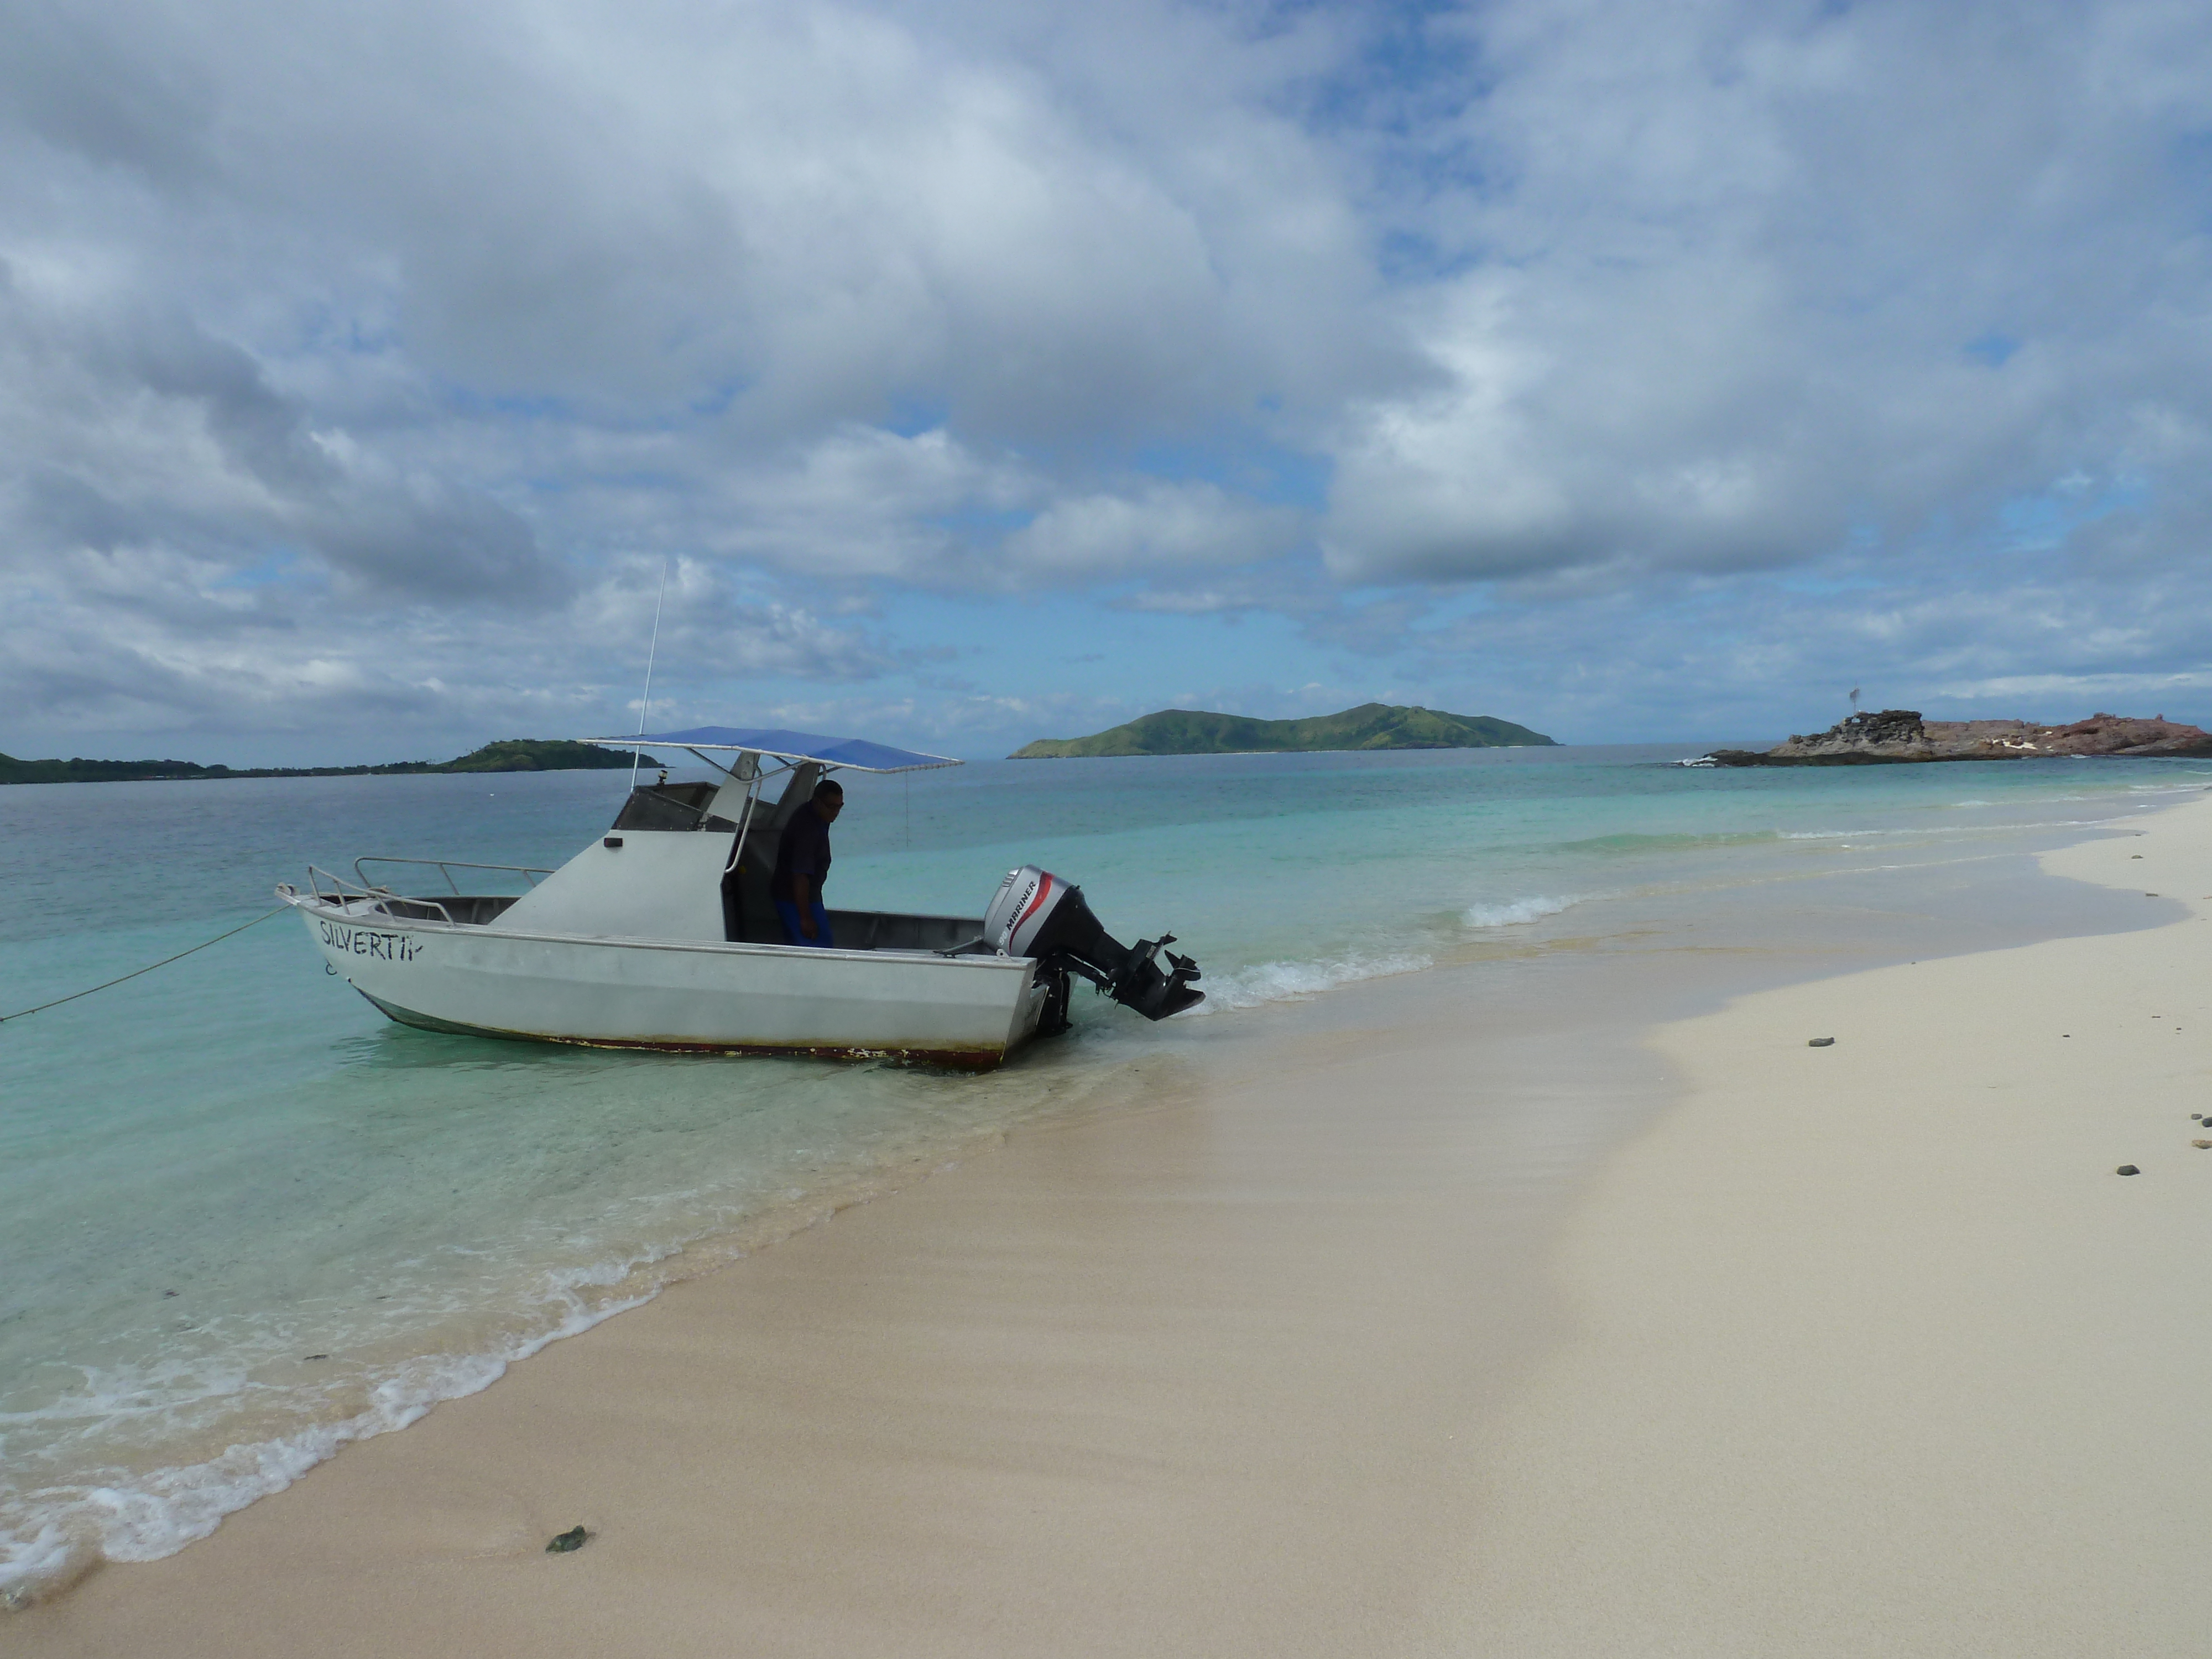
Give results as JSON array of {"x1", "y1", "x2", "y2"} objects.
[
  {"x1": 0, "y1": 1266, "x2": 656, "y2": 1610},
  {"x1": 1188, "y1": 950, "x2": 1433, "y2": 1013},
  {"x1": 1462, "y1": 894, "x2": 1580, "y2": 928}
]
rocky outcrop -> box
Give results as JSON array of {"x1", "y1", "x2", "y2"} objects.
[{"x1": 1705, "y1": 711, "x2": 2212, "y2": 766}]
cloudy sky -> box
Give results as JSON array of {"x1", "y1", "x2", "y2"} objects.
[{"x1": 4, "y1": 0, "x2": 2210, "y2": 763}]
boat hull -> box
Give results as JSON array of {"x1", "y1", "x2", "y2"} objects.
[{"x1": 286, "y1": 894, "x2": 1048, "y2": 1068}]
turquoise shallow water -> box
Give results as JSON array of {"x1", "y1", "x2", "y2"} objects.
[{"x1": 3, "y1": 745, "x2": 2207, "y2": 1600}]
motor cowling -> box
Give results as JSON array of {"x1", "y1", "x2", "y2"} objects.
[{"x1": 983, "y1": 865, "x2": 1203, "y2": 1022}]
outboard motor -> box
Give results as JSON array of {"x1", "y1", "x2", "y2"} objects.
[{"x1": 983, "y1": 865, "x2": 1203, "y2": 1025}]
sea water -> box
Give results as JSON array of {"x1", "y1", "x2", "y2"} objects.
[{"x1": 2, "y1": 745, "x2": 2205, "y2": 1601}]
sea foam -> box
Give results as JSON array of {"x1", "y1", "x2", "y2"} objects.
[
  {"x1": 1189, "y1": 951, "x2": 1433, "y2": 1013},
  {"x1": 1462, "y1": 894, "x2": 1579, "y2": 928},
  {"x1": 0, "y1": 1279, "x2": 651, "y2": 1609}
]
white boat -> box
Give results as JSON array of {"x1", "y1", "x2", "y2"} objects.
[{"x1": 278, "y1": 727, "x2": 1202, "y2": 1068}]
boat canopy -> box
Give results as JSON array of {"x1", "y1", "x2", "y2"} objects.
[{"x1": 588, "y1": 726, "x2": 961, "y2": 774}]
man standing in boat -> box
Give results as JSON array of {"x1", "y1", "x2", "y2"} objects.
[{"x1": 772, "y1": 778, "x2": 843, "y2": 946}]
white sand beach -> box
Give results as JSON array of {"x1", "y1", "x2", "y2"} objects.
[
  {"x1": 16, "y1": 796, "x2": 2212, "y2": 1656},
  {"x1": 1434, "y1": 801, "x2": 2212, "y2": 1655}
]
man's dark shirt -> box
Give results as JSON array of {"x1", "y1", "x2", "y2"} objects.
[{"x1": 771, "y1": 805, "x2": 832, "y2": 901}]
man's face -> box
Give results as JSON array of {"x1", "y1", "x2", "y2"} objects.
[{"x1": 817, "y1": 794, "x2": 843, "y2": 823}]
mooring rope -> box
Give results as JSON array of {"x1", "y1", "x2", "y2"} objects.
[{"x1": 0, "y1": 904, "x2": 290, "y2": 1024}]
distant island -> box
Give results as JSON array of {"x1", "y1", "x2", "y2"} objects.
[
  {"x1": 0, "y1": 738, "x2": 661, "y2": 786},
  {"x1": 1703, "y1": 709, "x2": 2212, "y2": 766},
  {"x1": 1010, "y1": 702, "x2": 1556, "y2": 759}
]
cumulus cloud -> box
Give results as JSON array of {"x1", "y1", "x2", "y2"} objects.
[
  {"x1": 1322, "y1": 0, "x2": 2212, "y2": 590},
  {"x1": 1003, "y1": 482, "x2": 1305, "y2": 576},
  {"x1": 4, "y1": 0, "x2": 2212, "y2": 758},
  {"x1": 0, "y1": 537, "x2": 898, "y2": 758},
  {"x1": 0, "y1": 258, "x2": 567, "y2": 604}
]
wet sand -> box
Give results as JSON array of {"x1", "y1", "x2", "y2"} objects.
[{"x1": 15, "y1": 797, "x2": 2212, "y2": 1655}]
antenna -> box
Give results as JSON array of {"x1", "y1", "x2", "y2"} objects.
[{"x1": 629, "y1": 559, "x2": 670, "y2": 791}]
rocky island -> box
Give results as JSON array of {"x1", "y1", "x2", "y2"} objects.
[
  {"x1": 1011, "y1": 702, "x2": 1554, "y2": 759},
  {"x1": 1703, "y1": 709, "x2": 2212, "y2": 766}
]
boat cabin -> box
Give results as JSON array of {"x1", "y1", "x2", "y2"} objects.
[{"x1": 475, "y1": 728, "x2": 975, "y2": 952}]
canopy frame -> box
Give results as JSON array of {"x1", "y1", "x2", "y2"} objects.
[{"x1": 584, "y1": 726, "x2": 961, "y2": 776}]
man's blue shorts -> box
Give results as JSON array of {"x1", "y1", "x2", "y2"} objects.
[{"x1": 774, "y1": 899, "x2": 834, "y2": 948}]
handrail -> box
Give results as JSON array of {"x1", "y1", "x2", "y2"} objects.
[
  {"x1": 353, "y1": 855, "x2": 554, "y2": 893},
  {"x1": 307, "y1": 864, "x2": 458, "y2": 926},
  {"x1": 306, "y1": 864, "x2": 365, "y2": 905}
]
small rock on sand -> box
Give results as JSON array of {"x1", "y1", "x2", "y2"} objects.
[
  {"x1": 2194, "y1": 1141, "x2": 2212, "y2": 1150},
  {"x1": 546, "y1": 1526, "x2": 590, "y2": 1553},
  {"x1": 2117, "y1": 1165, "x2": 2141, "y2": 1176},
  {"x1": 1807, "y1": 1037, "x2": 1835, "y2": 1047}
]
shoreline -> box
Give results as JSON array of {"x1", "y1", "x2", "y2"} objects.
[{"x1": 12, "y1": 798, "x2": 2210, "y2": 1651}]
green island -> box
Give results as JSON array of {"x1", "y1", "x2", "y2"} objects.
[
  {"x1": 1010, "y1": 702, "x2": 1556, "y2": 759},
  {"x1": 0, "y1": 738, "x2": 661, "y2": 786}
]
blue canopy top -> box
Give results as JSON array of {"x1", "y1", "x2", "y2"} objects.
[{"x1": 588, "y1": 726, "x2": 961, "y2": 774}]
